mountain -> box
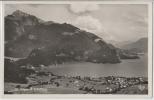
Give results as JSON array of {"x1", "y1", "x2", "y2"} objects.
[
  {"x1": 111, "y1": 40, "x2": 133, "y2": 48},
  {"x1": 121, "y1": 38, "x2": 148, "y2": 53},
  {"x1": 5, "y1": 10, "x2": 121, "y2": 65},
  {"x1": 5, "y1": 10, "x2": 44, "y2": 42}
]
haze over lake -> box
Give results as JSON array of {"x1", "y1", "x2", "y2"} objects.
[{"x1": 49, "y1": 55, "x2": 148, "y2": 77}]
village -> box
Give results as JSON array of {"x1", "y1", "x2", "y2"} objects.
[{"x1": 5, "y1": 69, "x2": 148, "y2": 94}]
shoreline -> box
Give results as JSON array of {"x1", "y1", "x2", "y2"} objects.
[{"x1": 4, "y1": 56, "x2": 148, "y2": 94}]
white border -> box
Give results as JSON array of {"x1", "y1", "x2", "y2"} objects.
[
  {"x1": 2, "y1": 1, "x2": 153, "y2": 4},
  {"x1": 0, "y1": 0, "x2": 153, "y2": 98}
]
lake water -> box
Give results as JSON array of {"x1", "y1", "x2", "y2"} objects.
[{"x1": 48, "y1": 55, "x2": 148, "y2": 77}]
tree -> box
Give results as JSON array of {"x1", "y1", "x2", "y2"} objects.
[{"x1": 16, "y1": 85, "x2": 21, "y2": 90}]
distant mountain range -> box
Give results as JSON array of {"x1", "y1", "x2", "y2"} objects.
[
  {"x1": 5, "y1": 10, "x2": 121, "y2": 65},
  {"x1": 121, "y1": 38, "x2": 148, "y2": 53}
]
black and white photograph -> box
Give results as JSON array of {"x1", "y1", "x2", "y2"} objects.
[{"x1": 1, "y1": 1, "x2": 153, "y2": 96}]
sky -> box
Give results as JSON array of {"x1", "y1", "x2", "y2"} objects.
[{"x1": 5, "y1": 4, "x2": 148, "y2": 43}]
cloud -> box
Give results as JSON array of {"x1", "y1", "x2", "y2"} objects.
[
  {"x1": 71, "y1": 16, "x2": 104, "y2": 38},
  {"x1": 27, "y1": 4, "x2": 41, "y2": 8},
  {"x1": 69, "y1": 3, "x2": 99, "y2": 14},
  {"x1": 122, "y1": 12, "x2": 148, "y2": 27},
  {"x1": 70, "y1": 15, "x2": 118, "y2": 42},
  {"x1": 69, "y1": 4, "x2": 105, "y2": 38}
]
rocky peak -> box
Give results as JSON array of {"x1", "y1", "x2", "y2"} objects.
[{"x1": 12, "y1": 10, "x2": 30, "y2": 17}]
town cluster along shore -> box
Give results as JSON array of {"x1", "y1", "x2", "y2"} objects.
[{"x1": 5, "y1": 69, "x2": 148, "y2": 94}]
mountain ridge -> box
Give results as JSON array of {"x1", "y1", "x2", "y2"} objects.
[
  {"x1": 121, "y1": 37, "x2": 148, "y2": 53},
  {"x1": 5, "y1": 10, "x2": 121, "y2": 65}
]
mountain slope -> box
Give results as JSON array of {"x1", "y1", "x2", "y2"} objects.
[
  {"x1": 122, "y1": 38, "x2": 148, "y2": 53},
  {"x1": 5, "y1": 10, "x2": 44, "y2": 42},
  {"x1": 5, "y1": 10, "x2": 121, "y2": 65}
]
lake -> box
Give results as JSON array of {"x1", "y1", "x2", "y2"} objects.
[{"x1": 48, "y1": 55, "x2": 148, "y2": 77}]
